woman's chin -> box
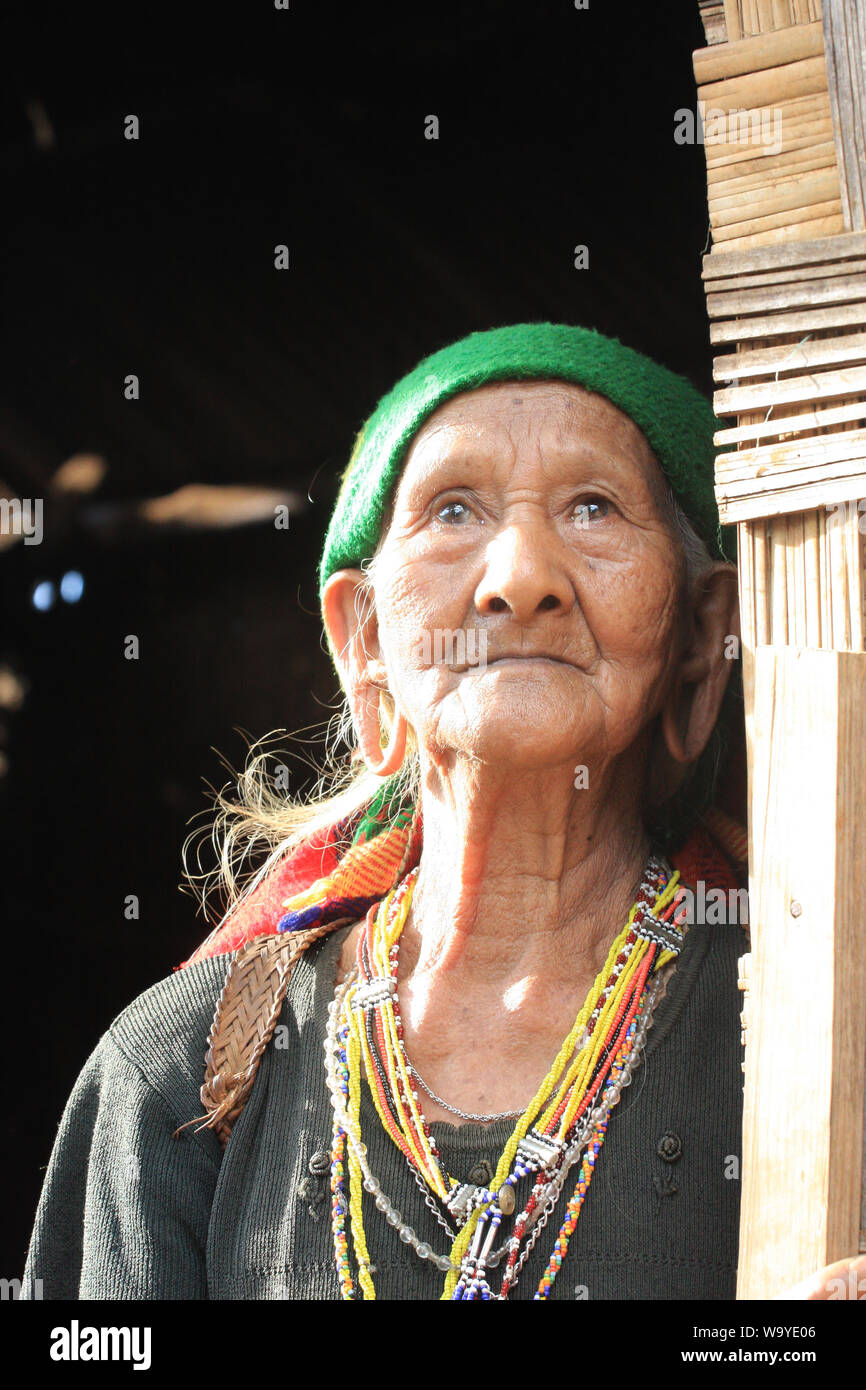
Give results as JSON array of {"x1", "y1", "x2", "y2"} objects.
[{"x1": 432, "y1": 713, "x2": 599, "y2": 770}]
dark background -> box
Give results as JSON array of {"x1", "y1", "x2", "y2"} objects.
[{"x1": 3, "y1": 1, "x2": 716, "y2": 1276}]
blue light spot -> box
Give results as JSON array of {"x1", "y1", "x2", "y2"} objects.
[
  {"x1": 32, "y1": 580, "x2": 55, "y2": 611},
  {"x1": 60, "y1": 570, "x2": 85, "y2": 603}
]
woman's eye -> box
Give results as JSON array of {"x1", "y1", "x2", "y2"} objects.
[
  {"x1": 435, "y1": 499, "x2": 474, "y2": 524},
  {"x1": 572, "y1": 497, "x2": 612, "y2": 527}
]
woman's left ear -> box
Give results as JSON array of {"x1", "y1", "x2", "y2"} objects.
[
  {"x1": 661, "y1": 563, "x2": 741, "y2": 765},
  {"x1": 321, "y1": 567, "x2": 388, "y2": 691}
]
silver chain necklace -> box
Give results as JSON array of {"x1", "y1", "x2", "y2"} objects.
[{"x1": 405, "y1": 1059, "x2": 525, "y2": 1123}]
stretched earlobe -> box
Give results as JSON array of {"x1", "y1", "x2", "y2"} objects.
[
  {"x1": 355, "y1": 683, "x2": 408, "y2": 777},
  {"x1": 661, "y1": 685, "x2": 692, "y2": 765},
  {"x1": 365, "y1": 703, "x2": 408, "y2": 777}
]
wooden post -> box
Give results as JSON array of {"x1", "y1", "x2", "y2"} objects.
[
  {"x1": 738, "y1": 648, "x2": 866, "y2": 1293},
  {"x1": 692, "y1": 0, "x2": 866, "y2": 1295}
]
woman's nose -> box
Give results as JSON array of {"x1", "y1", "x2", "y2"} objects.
[{"x1": 474, "y1": 519, "x2": 576, "y2": 620}]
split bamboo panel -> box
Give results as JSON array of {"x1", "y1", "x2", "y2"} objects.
[
  {"x1": 703, "y1": 231, "x2": 866, "y2": 525},
  {"x1": 720, "y1": 0, "x2": 823, "y2": 42},
  {"x1": 695, "y1": 18, "x2": 846, "y2": 251}
]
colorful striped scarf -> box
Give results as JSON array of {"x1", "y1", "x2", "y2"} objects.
[{"x1": 180, "y1": 781, "x2": 746, "y2": 969}]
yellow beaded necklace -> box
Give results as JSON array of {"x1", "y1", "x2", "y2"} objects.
[{"x1": 325, "y1": 853, "x2": 683, "y2": 1300}]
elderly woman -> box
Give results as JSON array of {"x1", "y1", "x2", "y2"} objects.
[{"x1": 22, "y1": 323, "x2": 862, "y2": 1302}]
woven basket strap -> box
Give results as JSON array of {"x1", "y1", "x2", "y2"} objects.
[{"x1": 174, "y1": 921, "x2": 339, "y2": 1150}]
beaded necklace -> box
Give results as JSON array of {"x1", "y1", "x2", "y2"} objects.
[{"x1": 324, "y1": 853, "x2": 684, "y2": 1300}]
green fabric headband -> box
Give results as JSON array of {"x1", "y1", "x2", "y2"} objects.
[{"x1": 319, "y1": 321, "x2": 732, "y2": 600}]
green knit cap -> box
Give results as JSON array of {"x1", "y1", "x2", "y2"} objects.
[{"x1": 319, "y1": 322, "x2": 732, "y2": 598}]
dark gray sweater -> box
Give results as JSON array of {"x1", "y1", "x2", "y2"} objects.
[{"x1": 22, "y1": 919, "x2": 745, "y2": 1300}]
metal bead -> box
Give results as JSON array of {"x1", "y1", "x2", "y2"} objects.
[{"x1": 498, "y1": 1184, "x2": 516, "y2": 1216}]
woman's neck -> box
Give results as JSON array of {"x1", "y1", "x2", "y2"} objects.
[{"x1": 399, "y1": 753, "x2": 654, "y2": 996}]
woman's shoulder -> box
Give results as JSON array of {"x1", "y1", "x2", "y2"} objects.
[
  {"x1": 107, "y1": 953, "x2": 233, "y2": 1058},
  {"x1": 90, "y1": 953, "x2": 237, "y2": 1133},
  {"x1": 101, "y1": 926, "x2": 350, "y2": 1138}
]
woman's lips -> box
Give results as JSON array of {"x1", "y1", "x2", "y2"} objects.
[{"x1": 473, "y1": 654, "x2": 577, "y2": 671}]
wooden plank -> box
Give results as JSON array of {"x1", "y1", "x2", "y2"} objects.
[
  {"x1": 829, "y1": 505, "x2": 852, "y2": 646},
  {"x1": 693, "y1": 19, "x2": 824, "y2": 82},
  {"x1": 754, "y1": 518, "x2": 771, "y2": 643},
  {"x1": 707, "y1": 146, "x2": 839, "y2": 194},
  {"x1": 804, "y1": 508, "x2": 822, "y2": 645},
  {"x1": 820, "y1": 504, "x2": 832, "y2": 645},
  {"x1": 707, "y1": 143, "x2": 838, "y2": 191},
  {"x1": 739, "y1": 506, "x2": 757, "y2": 648},
  {"x1": 738, "y1": 648, "x2": 866, "y2": 1297},
  {"x1": 846, "y1": 506, "x2": 864, "y2": 648},
  {"x1": 712, "y1": 198, "x2": 844, "y2": 241},
  {"x1": 714, "y1": 364, "x2": 866, "y2": 412},
  {"x1": 701, "y1": 101, "x2": 830, "y2": 146},
  {"x1": 717, "y1": 213, "x2": 848, "y2": 252},
  {"x1": 713, "y1": 331, "x2": 866, "y2": 379},
  {"x1": 715, "y1": 429, "x2": 866, "y2": 477},
  {"x1": 724, "y1": 0, "x2": 744, "y2": 41},
  {"x1": 770, "y1": 518, "x2": 789, "y2": 638},
  {"x1": 705, "y1": 126, "x2": 835, "y2": 173},
  {"x1": 710, "y1": 171, "x2": 840, "y2": 222},
  {"x1": 704, "y1": 92, "x2": 830, "y2": 140},
  {"x1": 709, "y1": 157, "x2": 838, "y2": 204},
  {"x1": 709, "y1": 299, "x2": 866, "y2": 342},
  {"x1": 714, "y1": 397, "x2": 866, "y2": 442},
  {"x1": 824, "y1": 0, "x2": 866, "y2": 231},
  {"x1": 716, "y1": 453, "x2": 866, "y2": 498},
  {"x1": 716, "y1": 471, "x2": 866, "y2": 523},
  {"x1": 709, "y1": 258, "x2": 866, "y2": 290},
  {"x1": 703, "y1": 113, "x2": 834, "y2": 165},
  {"x1": 708, "y1": 274, "x2": 863, "y2": 320},
  {"x1": 702, "y1": 228, "x2": 866, "y2": 278},
  {"x1": 790, "y1": 514, "x2": 806, "y2": 643},
  {"x1": 698, "y1": 55, "x2": 828, "y2": 111},
  {"x1": 755, "y1": 0, "x2": 777, "y2": 32}
]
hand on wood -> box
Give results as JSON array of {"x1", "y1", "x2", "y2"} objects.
[{"x1": 775, "y1": 1253, "x2": 866, "y2": 1299}]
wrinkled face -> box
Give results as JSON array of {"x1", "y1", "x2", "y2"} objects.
[{"x1": 367, "y1": 380, "x2": 690, "y2": 774}]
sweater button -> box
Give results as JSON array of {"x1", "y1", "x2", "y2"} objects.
[
  {"x1": 657, "y1": 1131, "x2": 682, "y2": 1162},
  {"x1": 467, "y1": 1160, "x2": 494, "y2": 1187},
  {"x1": 308, "y1": 1149, "x2": 331, "y2": 1175}
]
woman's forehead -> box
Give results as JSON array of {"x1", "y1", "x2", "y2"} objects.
[{"x1": 400, "y1": 379, "x2": 661, "y2": 485}]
